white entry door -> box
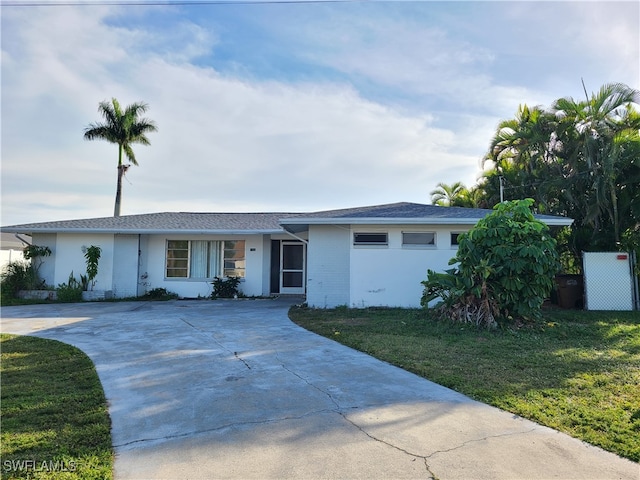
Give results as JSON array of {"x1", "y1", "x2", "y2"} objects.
[{"x1": 280, "y1": 242, "x2": 305, "y2": 294}]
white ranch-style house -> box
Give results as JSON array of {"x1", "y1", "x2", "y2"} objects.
[{"x1": 1, "y1": 202, "x2": 572, "y2": 308}]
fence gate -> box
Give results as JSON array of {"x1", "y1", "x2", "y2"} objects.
[{"x1": 583, "y1": 252, "x2": 637, "y2": 311}]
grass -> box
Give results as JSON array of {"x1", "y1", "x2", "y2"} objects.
[
  {"x1": 1, "y1": 334, "x2": 113, "y2": 480},
  {"x1": 289, "y1": 305, "x2": 640, "y2": 463}
]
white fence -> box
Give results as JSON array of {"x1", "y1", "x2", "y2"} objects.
[
  {"x1": 0, "y1": 249, "x2": 26, "y2": 272},
  {"x1": 583, "y1": 252, "x2": 638, "y2": 311}
]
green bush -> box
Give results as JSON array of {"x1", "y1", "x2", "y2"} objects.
[
  {"x1": 0, "y1": 261, "x2": 46, "y2": 300},
  {"x1": 211, "y1": 276, "x2": 242, "y2": 299},
  {"x1": 56, "y1": 272, "x2": 83, "y2": 303},
  {"x1": 83, "y1": 245, "x2": 102, "y2": 290},
  {"x1": 142, "y1": 287, "x2": 178, "y2": 300},
  {"x1": 422, "y1": 199, "x2": 560, "y2": 326}
]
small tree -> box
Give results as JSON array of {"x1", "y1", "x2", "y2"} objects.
[
  {"x1": 82, "y1": 245, "x2": 102, "y2": 291},
  {"x1": 22, "y1": 245, "x2": 52, "y2": 290},
  {"x1": 422, "y1": 199, "x2": 560, "y2": 327}
]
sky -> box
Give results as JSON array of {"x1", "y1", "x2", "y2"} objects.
[{"x1": 1, "y1": 0, "x2": 639, "y2": 226}]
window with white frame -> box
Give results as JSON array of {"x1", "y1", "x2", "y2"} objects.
[
  {"x1": 353, "y1": 232, "x2": 388, "y2": 246},
  {"x1": 166, "y1": 240, "x2": 245, "y2": 279},
  {"x1": 402, "y1": 232, "x2": 436, "y2": 246}
]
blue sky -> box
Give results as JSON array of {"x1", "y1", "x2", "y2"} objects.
[{"x1": 1, "y1": 0, "x2": 638, "y2": 225}]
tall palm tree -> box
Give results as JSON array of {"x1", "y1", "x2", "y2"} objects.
[
  {"x1": 84, "y1": 98, "x2": 158, "y2": 217},
  {"x1": 484, "y1": 104, "x2": 560, "y2": 212},
  {"x1": 552, "y1": 82, "x2": 640, "y2": 244},
  {"x1": 430, "y1": 181, "x2": 468, "y2": 207}
]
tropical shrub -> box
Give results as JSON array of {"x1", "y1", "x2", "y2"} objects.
[
  {"x1": 422, "y1": 199, "x2": 560, "y2": 327},
  {"x1": 1, "y1": 261, "x2": 38, "y2": 299},
  {"x1": 211, "y1": 276, "x2": 242, "y2": 299},
  {"x1": 82, "y1": 245, "x2": 102, "y2": 290},
  {"x1": 56, "y1": 272, "x2": 83, "y2": 303},
  {"x1": 1, "y1": 245, "x2": 53, "y2": 296}
]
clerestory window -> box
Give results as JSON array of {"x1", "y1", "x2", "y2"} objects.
[
  {"x1": 353, "y1": 232, "x2": 388, "y2": 246},
  {"x1": 402, "y1": 232, "x2": 436, "y2": 246}
]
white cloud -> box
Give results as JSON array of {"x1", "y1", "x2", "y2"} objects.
[
  {"x1": 1, "y1": 5, "x2": 479, "y2": 225},
  {"x1": 1, "y1": 2, "x2": 637, "y2": 226}
]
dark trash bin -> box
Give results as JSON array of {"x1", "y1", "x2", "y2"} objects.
[{"x1": 555, "y1": 275, "x2": 584, "y2": 309}]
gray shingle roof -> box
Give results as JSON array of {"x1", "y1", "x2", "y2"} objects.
[
  {"x1": 280, "y1": 202, "x2": 573, "y2": 228},
  {"x1": 1, "y1": 212, "x2": 294, "y2": 234},
  {"x1": 293, "y1": 202, "x2": 493, "y2": 219},
  {"x1": 1, "y1": 202, "x2": 573, "y2": 235}
]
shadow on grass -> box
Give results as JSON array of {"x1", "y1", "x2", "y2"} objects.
[
  {"x1": 288, "y1": 306, "x2": 640, "y2": 462},
  {"x1": 0, "y1": 335, "x2": 113, "y2": 480}
]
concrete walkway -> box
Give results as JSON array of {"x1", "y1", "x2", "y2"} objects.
[{"x1": 1, "y1": 298, "x2": 637, "y2": 480}]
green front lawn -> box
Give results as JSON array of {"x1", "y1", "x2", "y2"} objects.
[
  {"x1": 289, "y1": 306, "x2": 640, "y2": 462},
  {"x1": 1, "y1": 334, "x2": 113, "y2": 480}
]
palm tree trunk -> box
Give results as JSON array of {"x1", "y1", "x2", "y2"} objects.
[
  {"x1": 114, "y1": 144, "x2": 123, "y2": 217},
  {"x1": 114, "y1": 165, "x2": 124, "y2": 217},
  {"x1": 610, "y1": 178, "x2": 620, "y2": 245}
]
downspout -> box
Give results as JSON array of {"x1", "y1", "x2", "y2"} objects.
[
  {"x1": 137, "y1": 234, "x2": 142, "y2": 297},
  {"x1": 15, "y1": 234, "x2": 32, "y2": 246}
]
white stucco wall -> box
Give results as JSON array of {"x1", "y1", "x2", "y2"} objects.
[
  {"x1": 137, "y1": 235, "x2": 150, "y2": 296},
  {"x1": 112, "y1": 235, "x2": 139, "y2": 298},
  {"x1": 305, "y1": 224, "x2": 469, "y2": 308},
  {"x1": 144, "y1": 234, "x2": 269, "y2": 298},
  {"x1": 52, "y1": 233, "x2": 115, "y2": 290},
  {"x1": 306, "y1": 225, "x2": 350, "y2": 308},
  {"x1": 349, "y1": 225, "x2": 468, "y2": 308}
]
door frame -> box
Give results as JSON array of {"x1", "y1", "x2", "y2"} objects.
[{"x1": 278, "y1": 240, "x2": 307, "y2": 295}]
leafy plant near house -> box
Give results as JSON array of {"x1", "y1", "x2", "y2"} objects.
[
  {"x1": 23, "y1": 245, "x2": 52, "y2": 264},
  {"x1": 56, "y1": 272, "x2": 83, "y2": 303},
  {"x1": 421, "y1": 199, "x2": 560, "y2": 327},
  {"x1": 22, "y1": 244, "x2": 52, "y2": 289},
  {"x1": 1, "y1": 262, "x2": 37, "y2": 300},
  {"x1": 211, "y1": 276, "x2": 242, "y2": 299},
  {"x1": 83, "y1": 245, "x2": 102, "y2": 291},
  {"x1": 0, "y1": 245, "x2": 52, "y2": 301}
]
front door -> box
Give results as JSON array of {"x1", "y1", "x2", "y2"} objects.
[{"x1": 280, "y1": 241, "x2": 305, "y2": 294}]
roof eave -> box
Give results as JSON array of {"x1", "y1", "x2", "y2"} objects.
[
  {"x1": 281, "y1": 217, "x2": 493, "y2": 226},
  {"x1": 1, "y1": 227, "x2": 286, "y2": 235},
  {"x1": 538, "y1": 218, "x2": 574, "y2": 226},
  {"x1": 280, "y1": 216, "x2": 574, "y2": 228}
]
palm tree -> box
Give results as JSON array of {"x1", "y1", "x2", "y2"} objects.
[
  {"x1": 84, "y1": 98, "x2": 158, "y2": 216},
  {"x1": 480, "y1": 82, "x2": 640, "y2": 259},
  {"x1": 552, "y1": 82, "x2": 640, "y2": 244},
  {"x1": 430, "y1": 181, "x2": 468, "y2": 207},
  {"x1": 484, "y1": 104, "x2": 561, "y2": 212}
]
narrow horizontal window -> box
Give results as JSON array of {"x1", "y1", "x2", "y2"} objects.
[
  {"x1": 354, "y1": 233, "x2": 388, "y2": 245},
  {"x1": 402, "y1": 232, "x2": 435, "y2": 246}
]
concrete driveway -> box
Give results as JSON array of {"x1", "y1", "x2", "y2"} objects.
[{"x1": 1, "y1": 298, "x2": 637, "y2": 480}]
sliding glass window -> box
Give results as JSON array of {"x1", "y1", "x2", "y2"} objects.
[{"x1": 166, "y1": 240, "x2": 244, "y2": 279}]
